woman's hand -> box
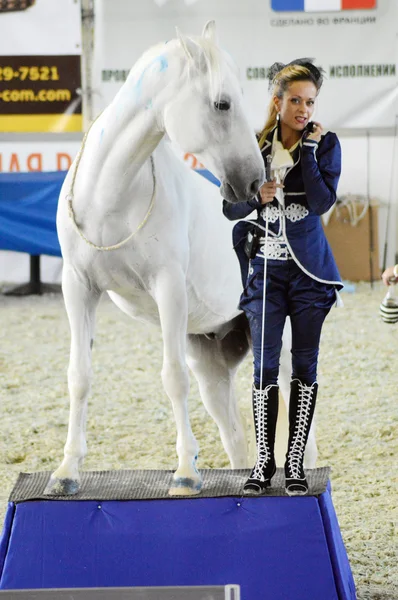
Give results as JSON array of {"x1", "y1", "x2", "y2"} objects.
[
  {"x1": 382, "y1": 265, "x2": 397, "y2": 286},
  {"x1": 259, "y1": 181, "x2": 283, "y2": 204},
  {"x1": 306, "y1": 121, "x2": 323, "y2": 143}
]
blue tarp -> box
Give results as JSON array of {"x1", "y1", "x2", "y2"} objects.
[
  {"x1": 0, "y1": 169, "x2": 220, "y2": 259},
  {"x1": 0, "y1": 171, "x2": 65, "y2": 257},
  {"x1": 0, "y1": 487, "x2": 356, "y2": 599}
]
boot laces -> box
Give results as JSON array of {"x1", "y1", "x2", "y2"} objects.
[
  {"x1": 252, "y1": 385, "x2": 274, "y2": 481},
  {"x1": 288, "y1": 382, "x2": 314, "y2": 478}
]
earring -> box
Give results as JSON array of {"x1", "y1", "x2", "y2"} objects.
[{"x1": 276, "y1": 112, "x2": 280, "y2": 121}]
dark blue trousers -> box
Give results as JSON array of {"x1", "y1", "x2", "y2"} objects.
[{"x1": 239, "y1": 257, "x2": 336, "y2": 388}]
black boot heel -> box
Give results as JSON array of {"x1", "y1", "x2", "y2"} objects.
[
  {"x1": 285, "y1": 476, "x2": 308, "y2": 496},
  {"x1": 243, "y1": 463, "x2": 276, "y2": 496},
  {"x1": 284, "y1": 379, "x2": 318, "y2": 497},
  {"x1": 242, "y1": 384, "x2": 279, "y2": 497}
]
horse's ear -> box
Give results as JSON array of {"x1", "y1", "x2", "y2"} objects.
[
  {"x1": 202, "y1": 20, "x2": 217, "y2": 44},
  {"x1": 175, "y1": 26, "x2": 196, "y2": 61}
]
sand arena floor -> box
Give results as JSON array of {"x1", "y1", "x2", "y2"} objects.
[{"x1": 0, "y1": 282, "x2": 397, "y2": 599}]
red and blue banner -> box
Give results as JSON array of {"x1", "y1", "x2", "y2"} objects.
[{"x1": 271, "y1": 0, "x2": 376, "y2": 11}]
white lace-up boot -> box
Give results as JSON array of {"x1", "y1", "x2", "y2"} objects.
[
  {"x1": 285, "y1": 379, "x2": 318, "y2": 496},
  {"x1": 243, "y1": 384, "x2": 279, "y2": 496}
]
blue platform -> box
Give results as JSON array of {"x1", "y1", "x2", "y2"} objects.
[{"x1": 0, "y1": 469, "x2": 356, "y2": 600}]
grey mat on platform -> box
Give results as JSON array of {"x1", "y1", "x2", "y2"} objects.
[{"x1": 9, "y1": 467, "x2": 331, "y2": 502}]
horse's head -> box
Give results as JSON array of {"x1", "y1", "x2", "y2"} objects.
[{"x1": 162, "y1": 22, "x2": 264, "y2": 204}]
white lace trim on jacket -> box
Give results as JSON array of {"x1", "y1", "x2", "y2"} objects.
[{"x1": 260, "y1": 202, "x2": 309, "y2": 224}]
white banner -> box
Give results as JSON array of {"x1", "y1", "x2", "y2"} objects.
[
  {"x1": 0, "y1": 0, "x2": 81, "y2": 57},
  {"x1": 0, "y1": 0, "x2": 83, "y2": 132},
  {"x1": 0, "y1": 140, "x2": 80, "y2": 173},
  {"x1": 92, "y1": 0, "x2": 398, "y2": 131}
]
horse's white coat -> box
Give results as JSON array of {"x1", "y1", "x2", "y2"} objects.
[{"x1": 46, "y1": 23, "x2": 316, "y2": 496}]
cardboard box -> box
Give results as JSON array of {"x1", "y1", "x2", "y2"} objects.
[{"x1": 323, "y1": 201, "x2": 379, "y2": 282}]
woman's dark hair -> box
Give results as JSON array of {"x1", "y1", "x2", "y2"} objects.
[{"x1": 268, "y1": 58, "x2": 324, "y2": 91}]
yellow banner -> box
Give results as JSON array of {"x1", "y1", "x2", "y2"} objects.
[{"x1": 0, "y1": 114, "x2": 82, "y2": 133}]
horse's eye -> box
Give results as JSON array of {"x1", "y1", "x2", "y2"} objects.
[{"x1": 214, "y1": 100, "x2": 230, "y2": 111}]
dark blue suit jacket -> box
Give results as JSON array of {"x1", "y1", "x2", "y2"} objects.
[{"x1": 223, "y1": 128, "x2": 343, "y2": 289}]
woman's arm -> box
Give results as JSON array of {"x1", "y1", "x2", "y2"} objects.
[
  {"x1": 382, "y1": 265, "x2": 398, "y2": 286},
  {"x1": 222, "y1": 197, "x2": 262, "y2": 221},
  {"x1": 301, "y1": 132, "x2": 342, "y2": 215}
]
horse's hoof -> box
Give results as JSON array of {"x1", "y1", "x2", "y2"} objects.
[
  {"x1": 168, "y1": 477, "x2": 202, "y2": 497},
  {"x1": 43, "y1": 476, "x2": 80, "y2": 496}
]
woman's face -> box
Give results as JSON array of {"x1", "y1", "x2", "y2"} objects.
[{"x1": 274, "y1": 80, "x2": 317, "y2": 133}]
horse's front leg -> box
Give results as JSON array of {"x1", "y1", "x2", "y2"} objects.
[
  {"x1": 154, "y1": 268, "x2": 201, "y2": 496},
  {"x1": 44, "y1": 267, "x2": 101, "y2": 495}
]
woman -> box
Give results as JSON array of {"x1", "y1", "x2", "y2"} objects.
[{"x1": 223, "y1": 58, "x2": 342, "y2": 496}]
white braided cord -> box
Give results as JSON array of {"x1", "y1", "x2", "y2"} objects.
[{"x1": 259, "y1": 205, "x2": 269, "y2": 391}]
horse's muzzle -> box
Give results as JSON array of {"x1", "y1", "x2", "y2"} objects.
[{"x1": 220, "y1": 177, "x2": 262, "y2": 204}]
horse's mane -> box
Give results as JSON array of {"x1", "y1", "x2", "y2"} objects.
[{"x1": 126, "y1": 34, "x2": 235, "y2": 102}]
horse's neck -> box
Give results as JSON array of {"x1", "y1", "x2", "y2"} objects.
[
  {"x1": 94, "y1": 109, "x2": 161, "y2": 197},
  {"x1": 86, "y1": 109, "x2": 160, "y2": 203},
  {"x1": 81, "y1": 45, "x2": 178, "y2": 205}
]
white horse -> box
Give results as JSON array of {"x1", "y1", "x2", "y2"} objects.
[{"x1": 45, "y1": 22, "x2": 317, "y2": 497}]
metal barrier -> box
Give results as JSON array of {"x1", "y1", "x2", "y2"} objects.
[{"x1": 0, "y1": 584, "x2": 240, "y2": 600}]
